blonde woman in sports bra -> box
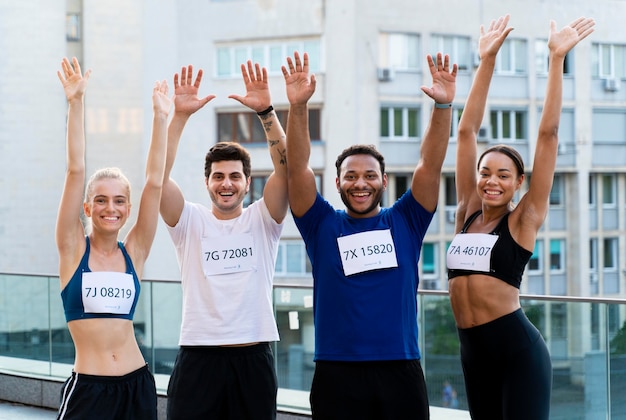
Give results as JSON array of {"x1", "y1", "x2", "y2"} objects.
[{"x1": 55, "y1": 57, "x2": 171, "y2": 419}]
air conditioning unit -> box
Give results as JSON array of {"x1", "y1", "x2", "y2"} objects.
[
  {"x1": 446, "y1": 208, "x2": 456, "y2": 224},
  {"x1": 603, "y1": 77, "x2": 620, "y2": 92},
  {"x1": 477, "y1": 126, "x2": 489, "y2": 142},
  {"x1": 377, "y1": 67, "x2": 395, "y2": 82}
]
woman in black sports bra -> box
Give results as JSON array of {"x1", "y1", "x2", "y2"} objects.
[
  {"x1": 55, "y1": 57, "x2": 171, "y2": 419},
  {"x1": 446, "y1": 15, "x2": 595, "y2": 420}
]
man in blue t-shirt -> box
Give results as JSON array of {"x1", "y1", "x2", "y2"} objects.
[{"x1": 282, "y1": 51, "x2": 457, "y2": 419}]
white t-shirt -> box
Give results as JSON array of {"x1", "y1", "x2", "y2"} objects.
[{"x1": 167, "y1": 198, "x2": 282, "y2": 345}]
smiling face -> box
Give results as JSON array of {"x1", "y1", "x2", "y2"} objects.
[
  {"x1": 476, "y1": 151, "x2": 524, "y2": 207},
  {"x1": 336, "y1": 154, "x2": 387, "y2": 218},
  {"x1": 206, "y1": 160, "x2": 250, "y2": 219},
  {"x1": 83, "y1": 178, "x2": 131, "y2": 234}
]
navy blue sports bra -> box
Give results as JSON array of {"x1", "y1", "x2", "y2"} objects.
[
  {"x1": 447, "y1": 211, "x2": 532, "y2": 289},
  {"x1": 61, "y1": 237, "x2": 140, "y2": 322}
]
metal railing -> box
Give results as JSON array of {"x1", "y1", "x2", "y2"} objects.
[{"x1": 1, "y1": 273, "x2": 625, "y2": 419}]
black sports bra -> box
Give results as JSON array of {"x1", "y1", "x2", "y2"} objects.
[{"x1": 446, "y1": 210, "x2": 532, "y2": 289}]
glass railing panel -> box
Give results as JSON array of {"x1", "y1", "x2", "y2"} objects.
[
  {"x1": 48, "y1": 276, "x2": 75, "y2": 378},
  {"x1": 0, "y1": 274, "x2": 54, "y2": 376},
  {"x1": 419, "y1": 293, "x2": 466, "y2": 410},
  {"x1": 4, "y1": 273, "x2": 626, "y2": 419},
  {"x1": 273, "y1": 286, "x2": 314, "y2": 412},
  {"x1": 608, "y1": 301, "x2": 626, "y2": 419},
  {"x1": 146, "y1": 281, "x2": 182, "y2": 383}
]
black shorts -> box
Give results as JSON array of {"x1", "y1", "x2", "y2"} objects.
[
  {"x1": 167, "y1": 343, "x2": 277, "y2": 420},
  {"x1": 310, "y1": 359, "x2": 430, "y2": 420},
  {"x1": 57, "y1": 364, "x2": 157, "y2": 420}
]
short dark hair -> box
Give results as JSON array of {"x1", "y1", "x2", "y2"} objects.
[
  {"x1": 204, "y1": 142, "x2": 252, "y2": 179},
  {"x1": 478, "y1": 144, "x2": 525, "y2": 176},
  {"x1": 335, "y1": 144, "x2": 386, "y2": 177}
]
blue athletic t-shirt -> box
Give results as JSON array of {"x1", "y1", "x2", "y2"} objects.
[{"x1": 293, "y1": 190, "x2": 433, "y2": 361}]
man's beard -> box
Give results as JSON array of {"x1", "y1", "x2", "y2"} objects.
[{"x1": 339, "y1": 187, "x2": 383, "y2": 216}]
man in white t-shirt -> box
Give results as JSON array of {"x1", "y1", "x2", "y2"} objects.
[{"x1": 160, "y1": 61, "x2": 289, "y2": 420}]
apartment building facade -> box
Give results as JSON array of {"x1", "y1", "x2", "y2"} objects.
[{"x1": 1, "y1": 0, "x2": 626, "y2": 387}]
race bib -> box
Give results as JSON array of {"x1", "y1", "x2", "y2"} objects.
[
  {"x1": 336, "y1": 229, "x2": 398, "y2": 276},
  {"x1": 82, "y1": 272, "x2": 135, "y2": 314},
  {"x1": 447, "y1": 233, "x2": 498, "y2": 272},
  {"x1": 201, "y1": 233, "x2": 256, "y2": 275}
]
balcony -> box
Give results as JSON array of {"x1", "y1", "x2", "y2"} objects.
[{"x1": 0, "y1": 272, "x2": 625, "y2": 419}]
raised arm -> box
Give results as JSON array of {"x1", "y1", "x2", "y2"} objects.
[
  {"x1": 518, "y1": 17, "x2": 595, "y2": 232},
  {"x1": 124, "y1": 81, "x2": 172, "y2": 275},
  {"x1": 229, "y1": 61, "x2": 288, "y2": 223},
  {"x1": 455, "y1": 15, "x2": 513, "y2": 229},
  {"x1": 282, "y1": 52, "x2": 317, "y2": 218},
  {"x1": 55, "y1": 57, "x2": 92, "y2": 280},
  {"x1": 160, "y1": 65, "x2": 215, "y2": 227},
  {"x1": 412, "y1": 53, "x2": 457, "y2": 212}
]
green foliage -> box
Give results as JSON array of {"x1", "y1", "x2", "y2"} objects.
[
  {"x1": 611, "y1": 320, "x2": 626, "y2": 355},
  {"x1": 423, "y1": 297, "x2": 460, "y2": 355}
]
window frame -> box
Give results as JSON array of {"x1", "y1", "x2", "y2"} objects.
[
  {"x1": 528, "y1": 239, "x2": 544, "y2": 274},
  {"x1": 380, "y1": 105, "x2": 421, "y2": 141},
  {"x1": 549, "y1": 239, "x2": 565, "y2": 273},
  {"x1": 215, "y1": 39, "x2": 322, "y2": 78},
  {"x1": 489, "y1": 109, "x2": 528, "y2": 141},
  {"x1": 379, "y1": 32, "x2": 421, "y2": 71},
  {"x1": 592, "y1": 42, "x2": 626, "y2": 79},
  {"x1": 274, "y1": 239, "x2": 312, "y2": 277},
  {"x1": 430, "y1": 34, "x2": 472, "y2": 71},
  {"x1": 495, "y1": 38, "x2": 527, "y2": 75},
  {"x1": 66, "y1": 13, "x2": 81, "y2": 42}
]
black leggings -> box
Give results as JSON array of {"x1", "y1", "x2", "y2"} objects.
[{"x1": 458, "y1": 308, "x2": 552, "y2": 420}]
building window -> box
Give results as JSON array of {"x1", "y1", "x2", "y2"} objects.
[
  {"x1": 382, "y1": 173, "x2": 410, "y2": 207},
  {"x1": 490, "y1": 109, "x2": 527, "y2": 141},
  {"x1": 431, "y1": 35, "x2": 472, "y2": 71},
  {"x1": 535, "y1": 40, "x2": 572, "y2": 75},
  {"x1": 218, "y1": 109, "x2": 321, "y2": 143},
  {"x1": 420, "y1": 243, "x2": 439, "y2": 290},
  {"x1": 380, "y1": 106, "x2": 420, "y2": 140},
  {"x1": 592, "y1": 43, "x2": 626, "y2": 79},
  {"x1": 590, "y1": 238, "x2": 599, "y2": 290},
  {"x1": 216, "y1": 39, "x2": 322, "y2": 78},
  {"x1": 394, "y1": 174, "x2": 410, "y2": 201},
  {"x1": 528, "y1": 240, "x2": 543, "y2": 273},
  {"x1": 590, "y1": 238, "x2": 598, "y2": 271},
  {"x1": 603, "y1": 238, "x2": 618, "y2": 271},
  {"x1": 275, "y1": 240, "x2": 312, "y2": 276},
  {"x1": 242, "y1": 175, "x2": 267, "y2": 208},
  {"x1": 66, "y1": 13, "x2": 81, "y2": 42},
  {"x1": 444, "y1": 175, "x2": 456, "y2": 207},
  {"x1": 549, "y1": 239, "x2": 564, "y2": 271},
  {"x1": 449, "y1": 107, "x2": 464, "y2": 139},
  {"x1": 602, "y1": 174, "x2": 616, "y2": 207},
  {"x1": 244, "y1": 174, "x2": 322, "y2": 208},
  {"x1": 496, "y1": 38, "x2": 527, "y2": 75},
  {"x1": 379, "y1": 33, "x2": 420, "y2": 71},
  {"x1": 549, "y1": 174, "x2": 564, "y2": 206},
  {"x1": 421, "y1": 243, "x2": 437, "y2": 276},
  {"x1": 589, "y1": 174, "x2": 597, "y2": 207}
]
